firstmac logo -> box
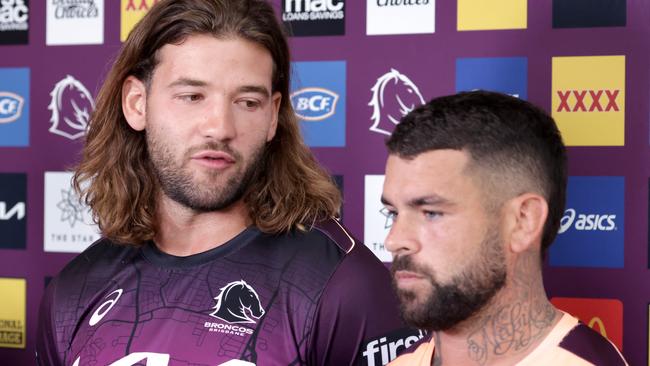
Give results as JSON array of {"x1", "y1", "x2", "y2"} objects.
[
  {"x1": 558, "y1": 208, "x2": 617, "y2": 234},
  {"x1": 549, "y1": 176, "x2": 624, "y2": 268},
  {"x1": 290, "y1": 87, "x2": 339, "y2": 121}
]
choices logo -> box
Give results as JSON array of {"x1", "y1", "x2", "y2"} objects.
[
  {"x1": 552, "y1": 55, "x2": 625, "y2": 146},
  {"x1": 551, "y1": 297, "x2": 623, "y2": 351},
  {"x1": 0, "y1": 173, "x2": 26, "y2": 250},
  {"x1": 0, "y1": 0, "x2": 29, "y2": 45},
  {"x1": 0, "y1": 68, "x2": 29, "y2": 146},
  {"x1": 369, "y1": 69, "x2": 424, "y2": 136},
  {"x1": 290, "y1": 61, "x2": 346, "y2": 147},
  {"x1": 48, "y1": 75, "x2": 95, "y2": 140},
  {"x1": 282, "y1": 0, "x2": 345, "y2": 36},
  {"x1": 47, "y1": 0, "x2": 104, "y2": 45},
  {"x1": 550, "y1": 177, "x2": 624, "y2": 268},
  {"x1": 366, "y1": 0, "x2": 435, "y2": 35},
  {"x1": 44, "y1": 172, "x2": 100, "y2": 253},
  {"x1": 0, "y1": 278, "x2": 26, "y2": 348},
  {"x1": 457, "y1": 0, "x2": 526, "y2": 31},
  {"x1": 456, "y1": 57, "x2": 527, "y2": 100},
  {"x1": 364, "y1": 175, "x2": 392, "y2": 262},
  {"x1": 121, "y1": 0, "x2": 159, "y2": 41}
]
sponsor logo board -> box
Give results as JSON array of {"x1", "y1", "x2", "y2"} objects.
[
  {"x1": 282, "y1": 0, "x2": 345, "y2": 36},
  {"x1": 366, "y1": 0, "x2": 435, "y2": 35},
  {"x1": 0, "y1": 0, "x2": 29, "y2": 45},
  {"x1": 553, "y1": 0, "x2": 626, "y2": 28},
  {"x1": 549, "y1": 176, "x2": 624, "y2": 268},
  {"x1": 0, "y1": 68, "x2": 29, "y2": 147},
  {"x1": 0, "y1": 278, "x2": 26, "y2": 349},
  {"x1": 121, "y1": 0, "x2": 158, "y2": 41},
  {"x1": 364, "y1": 175, "x2": 392, "y2": 262},
  {"x1": 456, "y1": 57, "x2": 527, "y2": 99},
  {"x1": 44, "y1": 171, "x2": 100, "y2": 253},
  {"x1": 552, "y1": 55, "x2": 625, "y2": 146},
  {"x1": 46, "y1": 0, "x2": 104, "y2": 45},
  {"x1": 551, "y1": 297, "x2": 623, "y2": 350},
  {"x1": 457, "y1": 0, "x2": 527, "y2": 31},
  {"x1": 0, "y1": 173, "x2": 26, "y2": 250},
  {"x1": 290, "y1": 61, "x2": 345, "y2": 147}
]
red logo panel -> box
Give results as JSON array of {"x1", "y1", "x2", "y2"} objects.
[{"x1": 550, "y1": 297, "x2": 623, "y2": 350}]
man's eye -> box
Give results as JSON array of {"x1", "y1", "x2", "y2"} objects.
[
  {"x1": 179, "y1": 94, "x2": 202, "y2": 102},
  {"x1": 424, "y1": 211, "x2": 442, "y2": 220},
  {"x1": 238, "y1": 99, "x2": 261, "y2": 110}
]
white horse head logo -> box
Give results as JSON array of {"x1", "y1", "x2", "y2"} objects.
[
  {"x1": 369, "y1": 68, "x2": 425, "y2": 136},
  {"x1": 48, "y1": 75, "x2": 95, "y2": 140}
]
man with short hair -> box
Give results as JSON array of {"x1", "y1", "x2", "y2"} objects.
[
  {"x1": 36, "y1": 1, "x2": 408, "y2": 365},
  {"x1": 382, "y1": 91, "x2": 628, "y2": 365}
]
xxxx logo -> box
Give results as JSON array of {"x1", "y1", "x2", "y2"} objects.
[
  {"x1": 556, "y1": 90, "x2": 620, "y2": 112},
  {"x1": 125, "y1": 0, "x2": 160, "y2": 11}
]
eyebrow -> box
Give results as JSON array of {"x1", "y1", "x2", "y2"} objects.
[
  {"x1": 168, "y1": 77, "x2": 208, "y2": 88},
  {"x1": 381, "y1": 195, "x2": 454, "y2": 208},
  {"x1": 167, "y1": 78, "x2": 270, "y2": 98}
]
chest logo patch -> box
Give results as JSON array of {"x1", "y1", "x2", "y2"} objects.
[{"x1": 210, "y1": 280, "x2": 265, "y2": 324}]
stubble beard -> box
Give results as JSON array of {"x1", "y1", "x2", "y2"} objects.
[
  {"x1": 147, "y1": 134, "x2": 266, "y2": 213},
  {"x1": 391, "y1": 227, "x2": 507, "y2": 331}
]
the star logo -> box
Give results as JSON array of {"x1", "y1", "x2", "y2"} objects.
[{"x1": 56, "y1": 188, "x2": 86, "y2": 228}]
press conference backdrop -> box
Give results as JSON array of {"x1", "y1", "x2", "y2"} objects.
[{"x1": 0, "y1": 0, "x2": 648, "y2": 365}]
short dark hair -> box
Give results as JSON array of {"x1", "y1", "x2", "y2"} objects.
[{"x1": 386, "y1": 90, "x2": 567, "y2": 256}]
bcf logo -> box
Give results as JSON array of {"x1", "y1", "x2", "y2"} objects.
[
  {"x1": 0, "y1": 92, "x2": 24, "y2": 124},
  {"x1": 291, "y1": 88, "x2": 339, "y2": 121}
]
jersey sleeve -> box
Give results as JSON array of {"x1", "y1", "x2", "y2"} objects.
[
  {"x1": 36, "y1": 276, "x2": 63, "y2": 366},
  {"x1": 307, "y1": 240, "x2": 411, "y2": 366}
]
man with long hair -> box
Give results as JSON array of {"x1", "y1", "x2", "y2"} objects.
[
  {"x1": 382, "y1": 91, "x2": 628, "y2": 365},
  {"x1": 36, "y1": 1, "x2": 408, "y2": 365}
]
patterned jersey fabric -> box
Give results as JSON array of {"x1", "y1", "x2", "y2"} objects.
[{"x1": 37, "y1": 218, "x2": 409, "y2": 366}]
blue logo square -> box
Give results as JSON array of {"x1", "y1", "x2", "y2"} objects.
[
  {"x1": 290, "y1": 61, "x2": 345, "y2": 147},
  {"x1": 0, "y1": 68, "x2": 30, "y2": 147},
  {"x1": 549, "y1": 176, "x2": 624, "y2": 268},
  {"x1": 456, "y1": 57, "x2": 527, "y2": 100}
]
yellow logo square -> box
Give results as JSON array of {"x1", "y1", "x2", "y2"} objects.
[
  {"x1": 552, "y1": 55, "x2": 625, "y2": 146},
  {"x1": 0, "y1": 278, "x2": 26, "y2": 349},
  {"x1": 457, "y1": 0, "x2": 527, "y2": 31},
  {"x1": 121, "y1": 0, "x2": 160, "y2": 42}
]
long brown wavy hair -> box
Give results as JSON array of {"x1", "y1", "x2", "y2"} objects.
[{"x1": 73, "y1": 0, "x2": 341, "y2": 245}]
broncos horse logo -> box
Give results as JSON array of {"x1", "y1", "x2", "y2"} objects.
[
  {"x1": 210, "y1": 280, "x2": 265, "y2": 324},
  {"x1": 369, "y1": 68, "x2": 425, "y2": 136},
  {"x1": 48, "y1": 75, "x2": 95, "y2": 140}
]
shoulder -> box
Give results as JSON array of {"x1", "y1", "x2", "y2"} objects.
[
  {"x1": 54, "y1": 238, "x2": 138, "y2": 288},
  {"x1": 387, "y1": 332, "x2": 435, "y2": 366},
  {"x1": 558, "y1": 320, "x2": 628, "y2": 366}
]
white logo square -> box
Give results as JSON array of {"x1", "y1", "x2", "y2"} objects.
[
  {"x1": 44, "y1": 171, "x2": 100, "y2": 253},
  {"x1": 366, "y1": 0, "x2": 435, "y2": 35},
  {"x1": 364, "y1": 175, "x2": 392, "y2": 262},
  {"x1": 46, "y1": 0, "x2": 104, "y2": 45}
]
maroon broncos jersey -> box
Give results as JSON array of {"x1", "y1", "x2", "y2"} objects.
[{"x1": 37, "y1": 218, "x2": 418, "y2": 366}]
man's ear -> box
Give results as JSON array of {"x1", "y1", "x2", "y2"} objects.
[
  {"x1": 122, "y1": 76, "x2": 147, "y2": 131},
  {"x1": 504, "y1": 193, "x2": 549, "y2": 254},
  {"x1": 266, "y1": 91, "x2": 281, "y2": 141}
]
